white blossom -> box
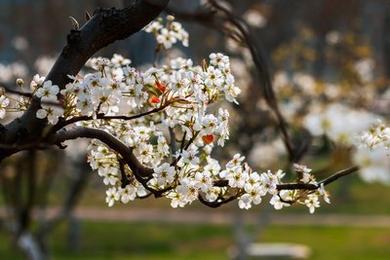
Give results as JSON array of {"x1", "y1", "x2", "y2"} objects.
[
  {"x1": 145, "y1": 16, "x2": 189, "y2": 49},
  {"x1": 0, "y1": 95, "x2": 10, "y2": 119},
  {"x1": 35, "y1": 80, "x2": 59, "y2": 101}
]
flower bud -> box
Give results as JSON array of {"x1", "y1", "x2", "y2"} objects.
[
  {"x1": 155, "y1": 81, "x2": 167, "y2": 93},
  {"x1": 202, "y1": 134, "x2": 214, "y2": 144},
  {"x1": 149, "y1": 95, "x2": 161, "y2": 104},
  {"x1": 16, "y1": 78, "x2": 24, "y2": 87}
]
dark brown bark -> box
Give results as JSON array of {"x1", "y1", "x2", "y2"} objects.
[
  {"x1": 51, "y1": 127, "x2": 153, "y2": 178},
  {"x1": 0, "y1": 0, "x2": 169, "y2": 161}
]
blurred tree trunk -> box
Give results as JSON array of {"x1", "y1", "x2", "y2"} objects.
[
  {"x1": 361, "y1": 0, "x2": 388, "y2": 77},
  {"x1": 17, "y1": 232, "x2": 48, "y2": 260}
]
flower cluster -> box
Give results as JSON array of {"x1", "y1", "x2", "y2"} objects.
[
  {"x1": 221, "y1": 18, "x2": 388, "y2": 192},
  {"x1": 0, "y1": 62, "x2": 28, "y2": 83},
  {"x1": 48, "y1": 51, "x2": 240, "y2": 125},
  {"x1": 88, "y1": 142, "x2": 149, "y2": 207},
  {"x1": 89, "y1": 130, "x2": 329, "y2": 213},
  {"x1": 144, "y1": 15, "x2": 189, "y2": 49},
  {"x1": 0, "y1": 16, "x2": 350, "y2": 214},
  {"x1": 31, "y1": 76, "x2": 64, "y2": 124},
  {"x1": 303, "y1": 103, "x2": 379, "y2": 146},
  {"x1": 77, "y1": 52, "x2": 241, "y2": 206},
  {"x1": 48, "y1": 49, "x2": 325, "y2": 213},
  {"x1": 353, "y1": 121, "x2": 390, "y2": 184},
  {"x1": 303, "y1": 104, "x2": 390, "y2": 183},
  {"x1": 353, "y1": 146, "x2": 390, "y2": 184},
  {"x1": 360, "y1": 121, "x2": 390, "y2": 151}
]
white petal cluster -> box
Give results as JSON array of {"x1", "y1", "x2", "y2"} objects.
[
  {"x1": 66, "y1": 52, "x2": 244, "y2": 207},
  {"x1": 36, "y1": 105, "x2": 63, "y2": 125},
  {"x1": 353, "y1": 121, "x2": 390, "y2": 184},
  {"x1": 294, "y1": 163, "x2": 316, "y2": 184},
  {"x1": 88, "y1": 143, "x2": 148, "y2": 207},
  {"x1": 270, "y1": 165, "x2": 330, "y2": 213},
  {"x1": 304, "y1": 104, "x2": 390, "y2": 184},
  {"x1": 359, "y1": 121, "x2": 390, "y2": 151},
  {"x1": 353, "y1": 146, "x2": 390, "y2": 184},
  {"x1": 56, "y1": 52, "x2": 239, "y2": 129},
  {"x1": 0, "y1": 62, "x2": 28, "y2": 83},
  {"x1": 243, "y1": 9, "x2": 267, "y2": 28},
  {"x1": 0, "y1": 94, "x2": 10, "y2": 119},
  {"x1": 30, "y1": 74, "x2": 45, "y2": 90},
  {"x1": 34, "y1": 56, "x2": 56, "y2": 76},
  {"x1": 354, "y1": 58, "x2": 374, "y2": 83},
  {"x1": 144, "y1": 15, "x2": 189, "y2": 49},
  {"x1": 303, "y1": 103, "x2": 378, "y2": 145},
  {"x1": 33, "y1": 77, "x2": 64, "y2": 124}
]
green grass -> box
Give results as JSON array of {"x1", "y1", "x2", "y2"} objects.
[{"x1": 1, "y1": 221, "x2": 389, "y2": 259}]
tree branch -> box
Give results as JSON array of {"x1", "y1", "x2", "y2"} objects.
[
  {"x1": 276, "y1": 166, "x2": 359, "y2": 190},
  {"x1": 198, "y1": 194, "x2": 239, "y2": 208},
  {"x1": 1, "y1": 82, "x2": 31, "y2": 98},
  {"x1": 51, "y1": 127, "x2": 153, "y2": 178},
  {"x1": 52, "y1": 126, "x2": 359, "y2": 208},
  {"x1": 207, "y1": 166, "x2": 359, "y2": 208},
  {"x1": 213, "y1": 166, "x2": 359, "y2": 191},
  {"x1": 0, "y1": 0, "x2": 169, "y2": 161},
  {"x1": 47, "y1": 0, "x2": 169, "y2": 92}
]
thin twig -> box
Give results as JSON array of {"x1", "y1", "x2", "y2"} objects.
[
  {"x1": 277, "y1": 166, "x2": 360, "y2": 190},
  {"x1": 49, "y1": 101, "x2": 171, "y2": 135},
  {"x1": 213, "y1": 166, "x2": 359, "y2": 191}
]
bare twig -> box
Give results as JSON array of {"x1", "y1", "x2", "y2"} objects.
[
  {"x1": 198, "y1": 194, "x2": 239, "y2": 208},
  {"x1": 276, "y1": 166, "x2": 359, "y2": 190},
  {"x1": 1, "y1": 83, "x2": 31, "y2": 98},
  {"x1": 49, "y1": 101, "x2": 171, "y2": 134}
]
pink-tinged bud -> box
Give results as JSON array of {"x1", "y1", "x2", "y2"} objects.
[
  {"x1": 149, "y1": 95, "x2": 161, "y2": 104},
  {"x1": 155, "y1": 81, "x2": 167, "y2": 93},
  {"x1": 202, "y1": 134, "x2": 214, "y2": 144}
]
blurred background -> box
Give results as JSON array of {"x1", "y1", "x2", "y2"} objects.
[{"x1": 0, "y1": 0, "x2": 389, "y2": 259}]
